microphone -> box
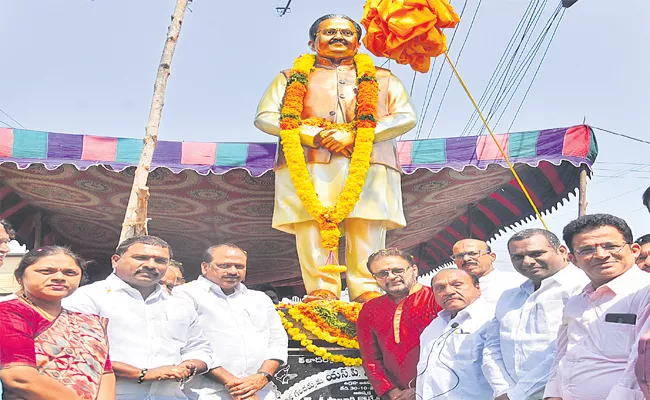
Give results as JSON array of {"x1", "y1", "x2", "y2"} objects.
[{"x1": 411, "y1": 321, "x2": 461, "y2": 392}]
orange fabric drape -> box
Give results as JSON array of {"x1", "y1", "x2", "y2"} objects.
[{"x1": 361, "y1": 0, "x2": 460, "y2": 73}]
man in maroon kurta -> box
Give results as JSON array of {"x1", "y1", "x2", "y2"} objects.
[{"x1": 358, "y1": 249, "x2": 439, "y2": 400}]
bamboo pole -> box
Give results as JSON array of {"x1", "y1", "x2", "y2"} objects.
[
  {"x1": 578, "y1": 165, "x2": 588, "y2": 217},
  {"x1": 119, "y1": 0, "x2": 189, "y2": 244}
]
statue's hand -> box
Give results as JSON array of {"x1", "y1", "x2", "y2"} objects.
[{"x1": 321, "y1": 129, "x2": 355, "y2": 154}]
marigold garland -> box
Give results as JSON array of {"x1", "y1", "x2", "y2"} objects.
[
  {"x1": 276, "y1": 302, "x2": 364, "y2": 367},
  {"x1": 279, "y1": 54, "x2": 379, "y2": 270}
]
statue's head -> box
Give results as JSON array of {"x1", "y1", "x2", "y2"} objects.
[{"x1": 308, "y1": 14, "x2": 362, "y2": 60}]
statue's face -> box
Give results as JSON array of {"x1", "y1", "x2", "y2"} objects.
[{"x1": 309, "y1": 18, "x2": 360, "y2": 60}]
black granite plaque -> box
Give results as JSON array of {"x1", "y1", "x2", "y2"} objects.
[{"x1": 272, "y1": 348, "x2": 380, "y2": 400}]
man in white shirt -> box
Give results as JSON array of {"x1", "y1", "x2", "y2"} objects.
[
  {"x1": 416, "y1": 268, "x2": 495, "y2": 399},
  {"x1": 174, "y1": 243, "x2": 288, "y2": 400},
  {"x1": 451, "y1": 239, "x2": 524, "y2": 305},
  {"x1": 64, "y1": 236, "x2": 213, "y2": 400},
  {"x1": 543, "y1": 214, "x2": 650, "y2": 400},
  {"x1": 482, "y1": 229, "x2": 589, "y2": 400}
]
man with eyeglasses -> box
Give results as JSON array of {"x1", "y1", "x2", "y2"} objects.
[
  {"x1": 634, "y1": 234, "x2": 650, "y2": 272},
  {"x1": 451, "y1": 239, "x2": 525, "y2": 305},
  {"x1": 357, "y1": 249, "x2": 439, "y2": 400},
  {"x1": 542, "y1": 214, "x2": 650, "y2": 400},
  {"x1": 173, "y1": 244, "x2": 288, "y2": 400},
  {"x1": 254, "y1": 14, "x2": 417, "y2": 303},
  {"x1": 482, "y1": 229, "x2": 588, "y2": 400}
]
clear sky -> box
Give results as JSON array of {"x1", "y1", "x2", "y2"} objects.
[{"x1": 1, "y1": 0, "x2": 649, "y2": 271}]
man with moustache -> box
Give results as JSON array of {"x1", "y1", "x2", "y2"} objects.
[
  {"x1": 173, "y1": 244, "x2": 288, "y2": 400},
  {"x1": 357, "y1": 249, "x2": 439, "y2": 400},
  {"x1": 634, "y1": 234, "x2": 650, "y2": 272},
  {"x1": 542, "y1": 215, "x2": 650, "y2": 400},
  {"x1": 451, "y1": 239, "x2": 524, "y2": 305},
  {"x1": 482, "y1": 229, "x2": 588, "y2": 400},
  {"x1": 255, "y1": 14, "x2": 417, "y2": 302},
  {"x1": 416, "y1": 269, "x2": 495, "y2": 399},
  {"x1": 64, "y1": 236, "x2": 213, "y2": 400}
]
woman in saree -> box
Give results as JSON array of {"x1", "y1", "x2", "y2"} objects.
[{"x1": 0, "y1": 246, "x2": 115, "y2": 400}]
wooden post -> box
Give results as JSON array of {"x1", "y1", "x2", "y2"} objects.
[
  {"x1": 119, "y1": 0, "x2": 189, "y2": 244},
  {"x1": 578, "y1": 165, "x2": 588, "y2": 217}
]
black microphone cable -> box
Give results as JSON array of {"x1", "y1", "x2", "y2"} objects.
[{"x1": 409, "y1": 322, "x2": 462, "y2": 399}]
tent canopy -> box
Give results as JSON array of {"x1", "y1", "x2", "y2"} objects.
[{"x1": 0, "y1": 125, "x2": 597, "y2": 289}]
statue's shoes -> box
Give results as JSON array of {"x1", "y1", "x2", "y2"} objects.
[
  {"x1": 304, "y1": 289, "x2": 339, "y2": 303},
  {"x1": 352, "y1": 291, "x2": 383, "y2": 303}
]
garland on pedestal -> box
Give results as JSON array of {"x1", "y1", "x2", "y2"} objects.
[{"x1": 277, "y1": 301, "x2": 364, "y2": 367}]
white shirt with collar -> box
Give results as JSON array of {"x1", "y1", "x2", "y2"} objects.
[
  {"x1": 544, "y1": 265, "x2": 650, "y2": 400},
  {"x1": 482, "y1": 264, "x2": 589, "y2": 400},
  {"x1": 479, "y1": 268, "x2": 527, "y2": 306},
  {"x1": 173, "y1": 276, "x2": 288, "y2": 400},
  {"x1": 63, "y1": 273, "x2": 214, "y2": 400},
  {"x1": 416, "y1": 297, "x2": 496, "y2": 400}
]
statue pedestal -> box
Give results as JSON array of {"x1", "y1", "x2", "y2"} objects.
[{"x1": 273, "y1": 342, "x2": 379, "y2": 400}]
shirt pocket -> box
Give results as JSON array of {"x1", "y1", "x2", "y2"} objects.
[
  {"x1": 246, "y1": 308, "x2": 269, "y2": 332},
  {"x1": 535, "y1": 299, "x2": 566, "y2": 335},
  {"x1": 448, "y1": 333, "x2": 481, "y2": 362},
  {"x1": 601, "y1": 322, "x2": 635, "y2": 358},
  {"x1": 162, "y1": 311, "x2": 190, "y2": 342}
]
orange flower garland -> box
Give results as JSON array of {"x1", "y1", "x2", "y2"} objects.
[
  {"x1": 279, "y1": 54, "x2": 378, "y2": 270},
  {"x1": 277, "y1": 304, "x2": 363, "y2": 367}
]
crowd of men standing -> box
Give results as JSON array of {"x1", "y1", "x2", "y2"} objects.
[
  {"x1": 359, "y1": 211, "x2": 650, "y2": 400},
  {"x1": 0, "y1": 194, "x2": 650, "y2": 399}
]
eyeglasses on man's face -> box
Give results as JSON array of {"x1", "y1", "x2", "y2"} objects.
[
  {"x1": 372, "y1": 266, "x2": 410, "y2": 279},
  {"x1": 450, "y1": 250, "x2": 490, "y2": 261},
  {"x1": 573, "y1": 242, "x2": 629, "y2": 257},
  {"x1": 317, "y1": 28, "x2": 356, "y2": 38}
]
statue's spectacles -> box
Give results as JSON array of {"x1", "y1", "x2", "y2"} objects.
[{"x1": 317, "y1": 28, "x2": 356, "y2": 38}]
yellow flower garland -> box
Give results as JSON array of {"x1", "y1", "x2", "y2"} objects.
[
  {"x1": 279, "y1": 54, "x2": 379, "y2": 270},
  {"x1": 277, "y1": 305, "x2": 363, "y2": 367}
]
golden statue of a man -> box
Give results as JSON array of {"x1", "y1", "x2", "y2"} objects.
[{"x1": 254, "y1": 14, "x2": 417, "y2": 302}]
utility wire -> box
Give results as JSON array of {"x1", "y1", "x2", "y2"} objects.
[
  {"x1": 483, "y1": 2, "x2": 560, "y2": 134},
  {"x1": 506, "y1": 8, "x2": 564, "y2": 132},
  {"x1": 592, "y1": 126, "x2": 650, "y2": 146},
  {"x1": 460, "y1": 0, "x2": 543, "y2": 136},
  {"x1": 415, "y1": 0, "x2": 469, "y2": 140},
  {"x1": 461, "y1": 0, "x2": 549, "y2": 137},
  {"x1": 425, "y1": 0, "x2": 482, "y2": 139},
  {"x1": 0, "y1": 108, "x2": 26, "y2": 129},
  {"x1": 0, "y1": 119, "x2": 13, "y2": 128}
]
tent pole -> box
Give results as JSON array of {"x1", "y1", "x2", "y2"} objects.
[
  {"x1": 119, "y1": 0, "x2": 189, "y2": 244},
  {"x1": 578, "y1": 165, "x2": 588, "y2": 217}
]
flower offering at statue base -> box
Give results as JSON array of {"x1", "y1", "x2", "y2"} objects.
[{"x1": 276, "y1": 300, "x2": 364, "y2": 367}]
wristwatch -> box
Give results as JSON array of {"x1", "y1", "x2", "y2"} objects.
[{"x1": 258, "y1": 371, "x2": 273, "y2": 382}]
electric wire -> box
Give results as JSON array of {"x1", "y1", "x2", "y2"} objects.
[
  {"x1": 0, "y1": 108, "x2": 26, "y2": 129},
  {"x1": 592, "y1": 126, "x2": 650, "y2": 146},
  {"x1": 414, "y1": 0, "x2": 469, "y2": 140},
  {"x1": 488, "y1": 3, "x2": 563, "y2": 132},
  {"x1": 461, "y1": 0, "x2": 546, "y2": 136},
  {"x1": 506, "y1": 8, "x2": 565, "y2": 132},
  {"x1": 424, "y1": 0, "x2": 482, "y2": 139}
]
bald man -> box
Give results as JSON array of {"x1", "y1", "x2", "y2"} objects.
[
  {"x1": 451, "y1": 239, "x2": 524, "y2": 305},
  {"x1": 416, "y1": 269, "x2": 494, "y2": 399}
]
